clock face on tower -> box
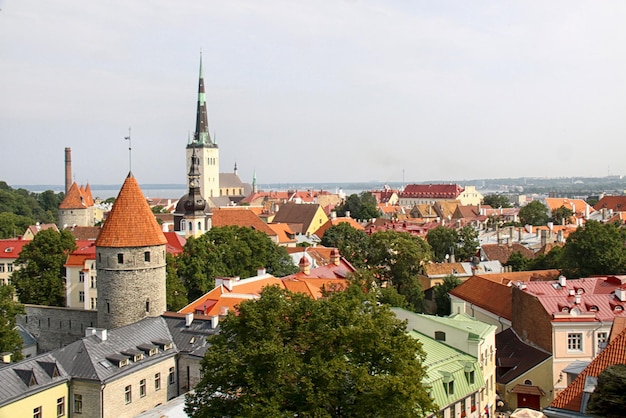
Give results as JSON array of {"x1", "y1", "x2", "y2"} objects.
[{"x1": 189, "y1": 179, "x2": 196, "y2": 188}]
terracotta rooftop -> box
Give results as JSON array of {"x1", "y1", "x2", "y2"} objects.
[
  {"x1": 481, "y1": 243, "x2": 535, "y2": 263},
  {"x1": 211, "y1": 208, "x2": 276, "y2": 237},
  {"x1": 59, "y1": 182, "x2": 94, "y2": 209},
  {"x1": 400, "y1": 183, "x2": 463, "y2": 199},
  {"x1": 313, "y1": 217, "x2": 364, "y2": 239},
  {"x1": 549, "y1": 325, "x2": 626, "y2": 413},
  {"x1": 95, "y1": 173, "x2": 167, "y2": 248},
  {"x1": 476, "y1": 270, "x2": 560, "y2": 286},
  {"x1": 0, "y1": 237, "x2": 31, "y2": 259},
  {"x1": 594, "y1": 195, "x2": 626, "y2": 212},
  {"x1": 64, "y1": 225, "x2": 101, "y2": 241},
  {"x1": 450, "y1": 275, "x2": 514, "y2": 320}
]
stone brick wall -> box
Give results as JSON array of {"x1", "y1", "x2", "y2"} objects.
[
  {"x1": 97, "y1": 244, "x2": 166, "y2": 329},
  {"x1": 177, "y1": 354, "x2": 204, "y2": 393},
  {"x1": 16, "y1": 305, "x2": 98, "y2": 353},
  {"x1": 59, "y1": 207, "x2": 92, "y2": 228},
  {"x1": 511, "y1": 287, "x2": 553, "y2": 352}
]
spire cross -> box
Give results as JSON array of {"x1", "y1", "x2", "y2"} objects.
[{"x1": 124, "y1": 127, "x2": 132, "y2": 172}]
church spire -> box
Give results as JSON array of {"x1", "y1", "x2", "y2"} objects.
[{"x1": 194, "y1": 53, "x2": 211, "y2": 145}]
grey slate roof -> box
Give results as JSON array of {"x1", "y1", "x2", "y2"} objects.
[
  {"x1": 52, "y1": 316, "x2": 177, "y2": 383},
  {"x1": 163, "y1": 313, "x2": 219, "y2": 358},
  {"x1": 16, "y1": 324, "x2": 37, "y2": 348},
  {"x1": 0, "y1": 352, "x2": 69, "y2": 407},
  {"x1": 496, "y1": 327, "x2": 552, "y2": 384}
]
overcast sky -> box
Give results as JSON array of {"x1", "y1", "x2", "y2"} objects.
[{"x1": 1, "y1": 1, "x2": 625, "y2": 188}]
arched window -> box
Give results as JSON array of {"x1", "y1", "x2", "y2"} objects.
[
  {"x1": 197, "y1": 221, "x2": 202, "y2": 231},
  {"x1": 524, "y1": 379, "x2": 532, "y2": 385}
]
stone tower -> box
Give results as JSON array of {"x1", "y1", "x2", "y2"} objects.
[
  {"x1": 95, "y1": 173, "x2": 167, "y2": 329},
  {"x1": 186, "y1": 53, "x2": 219, "y2": 199}
]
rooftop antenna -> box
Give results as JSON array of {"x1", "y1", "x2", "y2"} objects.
[{"x1": 124, "y1": 127, "x2": 132, "y2": 172}]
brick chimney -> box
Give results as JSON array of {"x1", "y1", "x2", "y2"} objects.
[
  {"x1": 64, "y1": 147, "x2": 72, "y2": 195},
  {"x1": 330, "y1": 248, "x2": 340, "y2": 266},
  {"x1": 299, "y1": 256, "x2": 311, "y2": 275}
]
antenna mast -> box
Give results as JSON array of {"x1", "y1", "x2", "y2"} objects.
[{"x1": 124, "y1": 127, "x2": 132, "y2": 172}]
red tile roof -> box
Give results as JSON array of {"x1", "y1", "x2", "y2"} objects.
[
  {"x1": 449, "y1": 275, "x2": 514, "y2": 320},
  {"x1": 593, "y1": 195, "x2": 626, "y2": 212},
  {"x1": 59, "y1": 182, "x2": 94, "y2": 209},
  {"x1": 64, "y1": 225, "x2": 101, "y2": 241},
  {"x1": 400, "y1": 184, "x2": 463, "y2": 199},
  {"x1": 550, "y1": 326, "x2": 626, "y2": 413},
  {"x1": 481, "y1": 243, "x2": 535, "y2": 263},
  {"x1": 211, "y1": 208, "x2": 277, "y2": 237},
  {"x1": 0, "y1": 238, "x2": 30, "y2": 259},
  {"x1": 64, "y1": 241, "x2": 97, "y2": 267},
  {"x1": 163, "y1": 232, "x2": 186, "y2": 255},
  {"x1": 95, "y1": 174, "x2": 167, "y2": 247},
  {"x1": 313, "y1": 217, "x2": 364, "y2": 238},
  {"x1": 267, "y1": 223, "x2": 297, "y2": 244}
]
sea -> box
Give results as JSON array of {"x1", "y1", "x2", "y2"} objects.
[{"x1": 19, "y1": 181, "x2": 408, "y2": 200}]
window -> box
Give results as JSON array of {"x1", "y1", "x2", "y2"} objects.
[
  {"x1": 145, "y1": 299, "x2": 150, "y2": 312},
  {"x1": 90, "y1": 276, "x2": 96, "y2": 288},
  {"x1": 435, "y1": 331, "x2": 446, "y2": 341},
  {"x1": 79, "y1": 291, "x2": 85, "y2": 302},
  {"x1": 597, "y1": 332, "x2": 608, "y2": 351},
  {"x1": 124, "y1": 385, "x2": 132, "y2": 404},
  {"x1": 79, "y1": 272, "x2": 85, "y2": 282},
  {"x1": 568, "y1": 333, "x2": 583, "y2": 351},
  {"x1": 57, "y1": 397, "x2": 65, "y2": 417},
  {"x1": 140, "y1": 379, "x2": 146, "y2": 397},
  {"x1": 466, "y1": 370, "x2": 475, "y2": 385},
  {"x1": 7, "y1": 263, "x2": 13, "y2": 272},
  {"x1": 155, "y1": 373, "x2": 161, "y2": 390},
  {"x1": 0, "y1": 263, "x2": 5, "y2": 272},
  {"x1": 444, "y1": 380, "x2": 454, "y2": 395},
  {"x1": 91, "y1": 298, "x2": 96, "y2": 310},
  {"x1": 74, "y1": 394, "x2": 82, "y2": 414},
  {"x1": 144, "y1": 251, "x2": 150, "y2": 262},
  {"x1": 33, "y1": 406, "x2": 42, "y2": 418},
  {"x1": 169, "y1": 367, "x2": 175, "y2": 385},
  {"x1": 524, "y1": 379, "x2": 533, "y2": 385},
  {"x1": 117, "y1": 253, "x2": 124, "y2": 264}
]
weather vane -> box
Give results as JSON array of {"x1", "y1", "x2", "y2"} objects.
[{"x1": 124, "y1": 127, "x2": 132, "y2": 172}]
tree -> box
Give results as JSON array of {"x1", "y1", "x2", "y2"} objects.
[
  {"x1": 529, "y1": 245, "x2": 563, "y2": 270},
  {"x1": 482, "y1": 194, "x2": 512, "y2": 208},
  {"x1": 320, "y1": 222, "x2": 370, "y2": 269},
  {"x1": 166, "y1": 253, "x2": 188, "y2": 311},
  {"x1": 426, "y1": 226, "x2": 457, "y2": 262},
  {"x1": 434, "y1": 274, "x2": 462, "y2": 316},
  {"x1": 368, "y1": 230, "x2": 432, "y2": 312},
  {"x1": 177, "y1": 226, "x2": 298, "y2": 301},
  {"x1": 11, "y1": 229, "x2": 76, "y2": 306},
  {"x1": 586, "y1": 364, "x2": 626, "y2": 418},
  {"x1": 0, "y1": 212, "x2": 33, "y2": 239},
  {"x1": 559, "y1": 220, "x2": 626, "y2": 278},
  {"x1": 0, "y1": 285, "x2": 25, "y2": 361},
  {"x1": 335, "y1": 192, "x2": 379, "y2": 220},
  {"x1": 186, "y1": 285, "x2": 436, "y2": 417},
  {"x1": 505, "y1": 251, "x2": 530, "y2": 272},
  {"x1": 518, "y1": 200, "x2": 549, "y2": 226},
  {"x1": 456, "y1": 225, "x2": 479, "y2": 261},
  {"x1": 551, "y1": 205, "x2": 574, "y2": 225}
]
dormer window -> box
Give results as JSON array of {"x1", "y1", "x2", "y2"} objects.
[
  {"x1": 152, "y1": 339, "x2": 174, "y2": 351},
  {"x1": 575, "y1": 287, "x2": 585, "y2": 295},
  {"x1": 561, "y1": 306, "x2": 569, "y2": 313},
  {"x1": 105, "y1": 354, "x2": 131, "y2": 368},
  {"x1": 138, "y1": 344, "x2": 159, "y2": 357},
  {"x1": 122, "y1": 349, "x2": 144, "y2": 362},
  {"x1": 435, "y1": 331, "x2": 446, "y2": 341},
  {"x1": 615, "y1": 305, "x2": 624, "y2": 312}
]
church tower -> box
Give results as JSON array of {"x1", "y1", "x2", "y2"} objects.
[
  {"x1": 181, "y1": 148, "x2": 211, "y2": 237},
  {"x1": 95, "y1": 173, "x2": 167, "y2": 329},
  {"x1": 186, "y1": 54, "x2": 219, "y2": 199}
]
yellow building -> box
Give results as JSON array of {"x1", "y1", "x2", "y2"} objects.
[{"x1": 0, "y1": 353, "x2": 70, "y2": 418}]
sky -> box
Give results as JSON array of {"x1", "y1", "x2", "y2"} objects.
[{"x1": 1, "y1": 1, "x2": 626, "y2": 188}]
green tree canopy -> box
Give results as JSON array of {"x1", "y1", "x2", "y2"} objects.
[
  {"x1": 482, "y1": 194, "x2": 512, "y2": 208},
  {"x1": 519, "y1": 200, "x2": 549, "y2": 226},
  {"x1": 434, "y1": 274, "x2": 462, "y2": 316},
  {"x1": 586, "y1": 364, "x2": 626, "y2": 418},
  {"x1": 185, "y1": 284, "x2": 436, "y2": 418},
  {"x1": 551, "y1": 205, "x2": 574, "y2": 225},
  {"x1": 335, "y1": 192, "x2": 379, "y2": 220},
  {"x1": 177, "y1": 226, "x2": 298, "y2": 301},
  {"x1": 166, "y1": 253, "x2": 188, "y2": 311},
  {"x1": 505, "y1": 251, "x2": 531, "y2": 272},
  {"x1": 320, "y1": 222, "x2": 370, "y2": 269},
  {"x1": 11, "y1": 229, "x2": 76, "y2": 306},
  {"x1": 457, "y1": 225, "x2": 480, "y2": 261},
  {"x1": 0, "y1": 285, "x2": 25, "y2": 361},
  {"x1": 0, "y1": 182, "x2": 63, "y2": 226},
  {"x1": 559, "y1": 220, "x2": 626, "y2": 278},
  {"x1": 368, "y1": 230, "x2": 432, "y2": 312},
  {"x1": 426, "y1": 226, "x2": 458, "y2": 262},
  {"x1": 0, "y1": 212, "x2": 34, "y2": 239}
]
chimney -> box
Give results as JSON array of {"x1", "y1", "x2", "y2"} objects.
[
  {"x1": 558, "y1": 275, "x2": 567, "y2": 287},
  {"x1": 65, "y1": 147, "x2": 72, "y2": 195},
  {"x1": 330, "y1": 248, "x2": 340, "y2": 266},
  {"x1": 574, "y1": 294, "x2": 581, "y2": 305},
  {"x1": 222, "y1": 278, "x2": 234, "y2": 291},
  {"x1": 95, "y1": 328, "x2": 107, "y2": 341},
  {"x1": 257, "y1": 267, "x2": 266, "y2": 276},
  {"x1": 345, "y1": 210, "x2": 351, "y2": 218},
  {"x1": 1, "y1": 352, "x2": 12, "y2": 364},
  {"x1": 330, "y1": 211, "x2": 337, "y2": 220},
  {"x1": 185, "y1": 312, "x2": 194, "y2": 327},
  {"x1": 299, "y1": 256, "x2": 311, "y2": 275},
  {"x1": 210, "y1": 315, "x2": 219, "y2": 329},
  {"x1": 616, "y1": 287, "x2": 626, "y2": 302}
]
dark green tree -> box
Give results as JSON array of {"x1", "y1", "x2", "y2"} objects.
[
  {"x1": 166, "y1": 253, "x2": 188, "y2": 311},
  {"x1": 529, "y1": 245, "x2": 563, "y2": 270},
  {"x1": 426, "y1": 226, "x2": 458, "y2": 262},
  {"x1": 178, "y1": 226, "x2": 298, "y2": 301},
  {"x1": 0, "y1": 285, "x2": 25, "y2": 361},
  {"x1": 434, "y1": 274, "x2": 462, "y2": 316},
  {"x1": 519, "y1": 200, "x2": 549, "y2": 226},
  {"x1": 11, "y1": 229, "x2": 76, "y2": 306},
  {"x1": 506, "y1": 251, "x2": 530, "y2": 272},
  {"x1": 335, "y1": 192, "x2": 379, "y2": 220},
  {"x1": 0, "y1": 212, "x2": 34, "y2": 239},
  {"x1": 551, "y1": 205, "x2": 574, "y2": 225},
  {"x1": 368, "y1": 230, "x2": 432, "y2": 312},
  {"x1": 586, "y1": 364, "x2": 626, "y2": 418},
  {"x1": 560, "y1": 221, "x2": 626, "y2": 278},
  {"x1": 185, "y1": 285, "x2": 436, "y2": 417},
  {"x1": 482, "y1": 194, "x2": 512, "y2": 208},
  {"x1": 320, "y1": 222, "x2": 370, "y2": 269},
  {"x1": 456, "y1": 225, "x2": 479, "y2": 261}
]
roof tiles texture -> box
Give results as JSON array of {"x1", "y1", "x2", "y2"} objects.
[
  {"x1": 59, "y1": 182, "x2": 94, "y2": 209},
  {"x1": 95, "y1": 174, "x2": 167, "y2": 247},
  {"x1": 400, "y1": 183, "x2": 463, "y2": 198},
  {"x1": 212, "y1": 208, "x2": 276, "y2": 236},
  {"x1": 450, "y1": 276, "x2": 514, "y2": 320}
]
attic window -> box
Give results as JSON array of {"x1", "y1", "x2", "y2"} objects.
[
  {"x1": 106, "y1": 354, "x2": 130, "y2": 368},
  {"x1": 524, "y1": 379, "x2": 533, "y2": 385},
  {"x1": 575, "y1": 287, "x2": 585, "y2": 295},
  {"x1": 615, "y1": 305, "x2": 624, "y2": 312},
  {"x1": 152, "y1": 339, "x2": 173, "y2": 351},
  {"x1": 561, "y1": 306, "x2": 569, "y2": 313},
  {"x1": 122, "y1": 349, "x2": 144, "y2": 362},
  {"x1": 435, "y1": 331, "x2": 446, "y2": 341},
  {"x1": 4, "y1": 247, "x2": 13, "y2": 252},
  {"x1": 138, "y1": 344, "x2": 159, "y2": 357},
  {"x1": 588, "y1": 305, "x2": 599, "y2": 312},
  {"x1": 14, "y1": 369, "x2": 37, "y2": 387}
]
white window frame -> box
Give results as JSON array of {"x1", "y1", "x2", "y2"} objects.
[{"x1": 567, "y1": 332, "x2": 583, "y2": 351}]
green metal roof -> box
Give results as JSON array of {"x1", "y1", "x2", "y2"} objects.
[
  {"x1": 417, "y1": 312, "x2": 497, "y2": 340},
  {"x1": 410, "y1": 330, "x2": 485, "y2": 410}
]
